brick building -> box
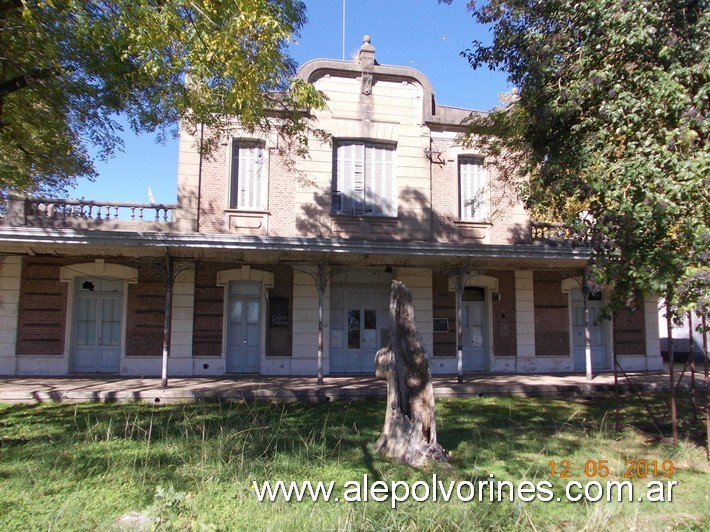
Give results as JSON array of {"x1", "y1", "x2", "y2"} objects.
[{"x1": 0, "y1": 38, "x2": 662, "y2": 377}]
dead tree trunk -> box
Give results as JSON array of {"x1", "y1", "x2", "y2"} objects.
[{"x1": 374, "y1": 280, "x2": 449, "y2": 468}]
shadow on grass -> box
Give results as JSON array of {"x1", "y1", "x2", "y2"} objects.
[{"x1": 0, "y1": 392, "x2": 705, "y2": 489}]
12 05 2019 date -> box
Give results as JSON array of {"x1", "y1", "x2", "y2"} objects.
[{"x1": 548, "y1": 459, "x2": 674, "y2": 479}]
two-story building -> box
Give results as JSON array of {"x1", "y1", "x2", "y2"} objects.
[{"x1": 0, "y1": 37, "x2": 663, "y2": 378}]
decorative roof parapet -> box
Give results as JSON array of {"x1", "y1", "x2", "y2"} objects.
[{"x1": 297, "y1": 35, "x2": 486, "y2": 128}]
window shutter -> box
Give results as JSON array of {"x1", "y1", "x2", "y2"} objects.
[
  {"x1": 459, "y1": 157, "x2": 486, "y2": 221},
  {"x1": 337, "y1": 143, "x2": 364, "y2": 214},
  {"x1": 335, "y1": 142, "x2": 395, "y2": 217},
  {"x1": 232, "y1": 142, "x2": 265, "y2": 210},
  {"x1": 230, "y1": 143, "x2": 240, "y2": 209},
  {"x1": 366, "y1": 144, "x2": 396, "y2": 216}
]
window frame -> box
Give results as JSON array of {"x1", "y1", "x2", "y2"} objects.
[
  {"x1": 458, "y1": 155, "x2": 488, "y2": 222},
  {"x1": 332, "y1": 140, "x2": 397, "y2": 217},
  {"x1": 229, "y1": 140, "x2": 267, "y2": 211}
]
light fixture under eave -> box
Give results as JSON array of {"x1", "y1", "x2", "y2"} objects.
[{"x1": 423, "y1": 147, "x2": 445, "y2": 164}]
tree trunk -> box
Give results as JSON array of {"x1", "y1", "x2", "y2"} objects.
[
  {"x1": 689, "y1": 312, "x2": 697, "y2": 422},
  {"x1": 612, "y1": 311, "x2": 620, "y2": 431},
  {"x1": 374, "y1": 280, "x2": 449, "y2": 468},
  {"x1": 702, "y1": 314, "x2": 708, "y2": 461},
  {"x1": 667, "y1": 303, "x2": 678, "y2": 442}
]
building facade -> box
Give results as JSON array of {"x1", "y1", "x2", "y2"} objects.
[{"x1": 0, "y1": 38, "x2": 662, "y2": 377}]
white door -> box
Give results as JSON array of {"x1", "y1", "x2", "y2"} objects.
[
  {"x1": 71, "y1": 277, "x2": 123, "y2": 373},
  {"x1": 329, "y1": 289, "x2": 381, "y2": 373},
  {"x1": 344, "y1": 305, "x2": 378, "y2": 373},
  {"x1": 572, "y1": 290, "x2": 608, "y2": 370},
  {"x1": 226, "y1": 282, "x2": 261, "y2": 373},
  {"x1": 462, "y1": 301, "x2": 488, "y2": 371}
]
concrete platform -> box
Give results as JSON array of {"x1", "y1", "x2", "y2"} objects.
[{"x1": 0, "y1": 371, "x2": 706, "y2": 403}]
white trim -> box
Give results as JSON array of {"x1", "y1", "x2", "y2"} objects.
[
  {"x1": 447, "y1": 274, "x2": 499, "y2": 292},
  {"x1": 0, "y1": 256, "x2": 22, "y2": 375},
  {"x1": 515, "y1": 270, "x2": 535, "y2": 358},
  {"x1": 227, "y1": 139, "x2": 270, "y2": 212},
  {"x1": 59, "y1": 262, "x2": 139, "y2": 284},
  {"x1": 216, "y1": 266, "x2": 274, "y2": 288},
  {"x1": 561, "y1": 277, "x2": 580, "y2": 293}
]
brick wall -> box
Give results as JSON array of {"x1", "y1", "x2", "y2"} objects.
[
  {"x1": 614, "y1": 304, "x2": 646, "y2": 355},
  {"x1": 265, "y1": 265, "x2": 293, "y2": 356},
  {"x1": 196, "y1": 135, "x2": 297, "y2": 237},
  {"x1": 198, "y1": 142, "x2": 229, "y2": 234},
  {"x1": 192, "y1": 263, "x2": 294, "y2": 357},
  {"x1": 125, "y1": 266, "x2": 165, "y2": 357},
  {"x1": 491, "y1": 270, "x2": 517, "y2": 356},
  {"x1": 16, "y1": 257, "x2": 165, "y2": 357},
  {"x1": 16, "y1": 259, "x2": 67, "y2": 355},
  {"x1": 430, "y1": 139, "x2": 529, "y2": 245},
  {"x1": 431, "y1": 270, "x2": 517, "y2": 357},
  {"x1": 432, "y1": 273, "x2": 456, "y2": 356},
  {"x1": 431, "y1": 139, "x2": 459, "y2": 243},
  {"x1": 267, "y1": 150, "x2": 296, "y2": 237},
  {"x1": 192, "y1": 263, "x2": 225, "y2": 356},
  {"x1": 533, "y1": 271, "x2": 569, "y2": 356}
]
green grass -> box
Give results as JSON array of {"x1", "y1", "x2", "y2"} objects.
[{"x1": 0, "y1": 394, "x2": 708, "y2": 531}]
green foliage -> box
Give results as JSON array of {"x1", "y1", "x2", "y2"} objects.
[
  {"x1": 0, "y1": 0, "x2": 325, "y2": 197},
  {"x1": 0, "y1": 397, "x2": 707, "y2": 530},
  {"x1": 446, "y1": 0, "x2": 709, "y2": 315}
]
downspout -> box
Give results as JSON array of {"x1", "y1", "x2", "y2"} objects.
[
  {"x1": 429, "y1": 136, "x2": 436, "y2": 241},
  {"x1": 161, "y1": 252, "x2": 174, "y2": 388},
  {"x1": 196, "y1": 123, "x2": 204, "y2": 233}
]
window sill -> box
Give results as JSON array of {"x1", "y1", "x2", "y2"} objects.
[
  {"x1": 225, "y1": 208, "x2": 271, "y2": 215},
  {"x1": 330, "y1": 213, "x2": 398, "y2": 238},
  {"x1": 454, "y1": 220, "x2": 491, "y2": 242},
  {"x1": 225, "y1": 210, "x2": 269, "y2": 234},
  {"x1": 455, "y1": 219, "x2": 492, "y2": 226},
  {"x1": 332, "y1": 213, "x2": 397, "y2": 222}
]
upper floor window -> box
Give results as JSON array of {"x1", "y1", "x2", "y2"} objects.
[
  {"x1": 459, "y1": 156, "x2": 488, "y2": 221},
  {"x1": 332, "y1": 141, "x2": 396, "y2": 217},
  {"x1": 230, "y1": 140, "x2": 266, "y2": 210}
]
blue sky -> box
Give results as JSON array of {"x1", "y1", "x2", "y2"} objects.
[{"x1": 72, "y1": 0, "x2": 509, "y2": 204}]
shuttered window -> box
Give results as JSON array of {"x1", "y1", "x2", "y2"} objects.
[
  {"x1": 230, "y1": 141, "x2": 266, "y2": 210},
  {"x1": 459, "y1": 156, "x2": 487, "y2": 221},
  {"x1": 334, "y1": 141, "x2": 396, "y2": 217}
]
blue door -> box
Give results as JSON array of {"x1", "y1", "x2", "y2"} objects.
[{"x1": 226, "y1": 282, "x2": 261, "y2": 373}]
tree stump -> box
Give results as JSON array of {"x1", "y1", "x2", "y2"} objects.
[{"x1": 374, "y1": 280, "x2": 449, "y2": 468}]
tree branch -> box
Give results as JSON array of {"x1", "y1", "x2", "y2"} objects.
[
  {"x1": 0, "y1": 0, "x2": 22, "y2": 18},
  {"x1": 0, "y1": 69, "x2": 54, "y2": 98}
]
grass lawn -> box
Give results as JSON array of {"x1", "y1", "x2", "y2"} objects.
[{"x1": 0, "y1": 393, "x2": 708, "y2": 531}]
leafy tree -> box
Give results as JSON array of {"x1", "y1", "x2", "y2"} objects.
[
  {"x1": 443, "y1": 0, "x2": 708, "y2": 317},
  {"x1": 0, "y1": 0, "x2": 324, "y2": 197}
]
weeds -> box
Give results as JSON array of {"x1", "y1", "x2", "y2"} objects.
[{"x1": 0, "y1": 396, "x2": 707, "y2": 531}]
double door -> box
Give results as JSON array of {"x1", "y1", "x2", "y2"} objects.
[
  {"x1": 71, "y1": 277, "x2": 123, "y2": 373},
  {"x1": 226, "y1": 282, "x2": 261, "y2": 373},
  {"x1": 331, "y1": 289, "x2": 383, "y2": 373},
  {"x1": 571, "y1": 289, "x2": 608, "y2": 370}
]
